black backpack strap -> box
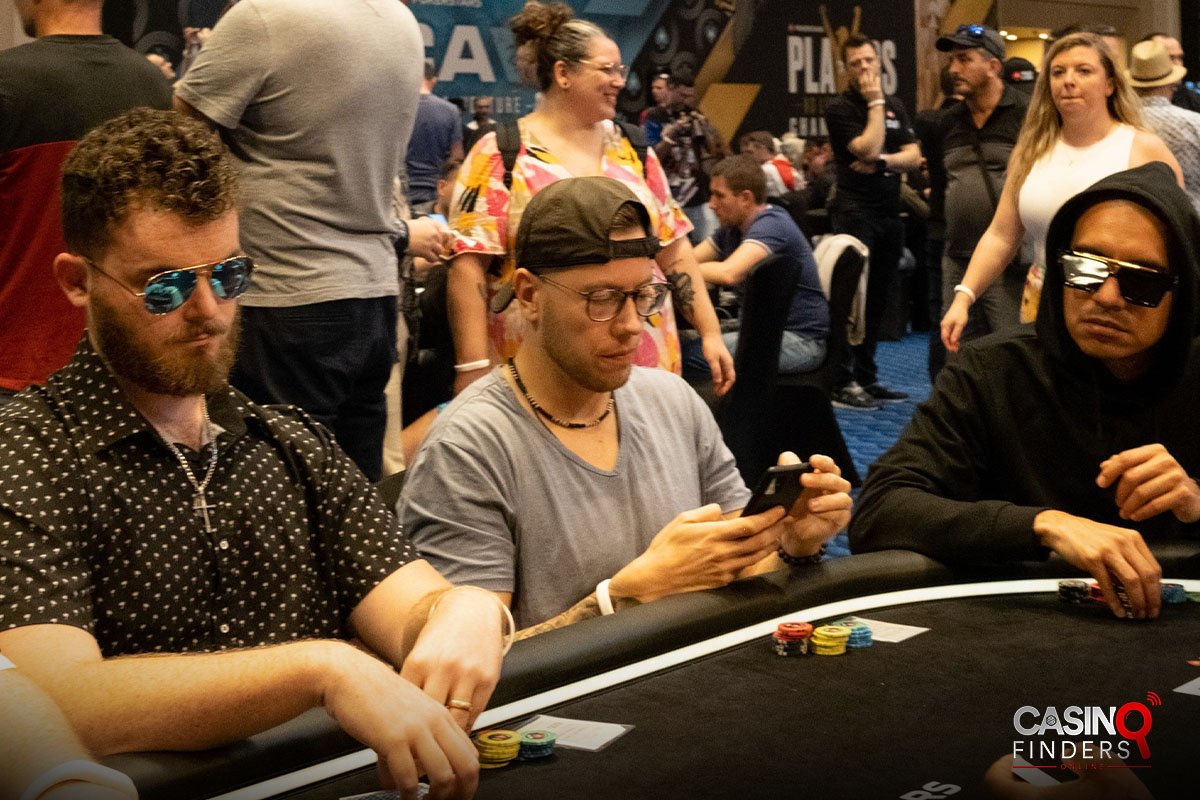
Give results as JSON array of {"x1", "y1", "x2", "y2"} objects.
[
  {"x1": 495, "y1": 120, "x2": 522, "y2": 191},
  {"x1": 615, "y1": 120, "x2": 649, "y2": 180}
]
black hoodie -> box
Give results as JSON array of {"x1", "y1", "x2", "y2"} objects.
[{"x1": 850, "y1": 162, "x2": 1200, "y2": 562}]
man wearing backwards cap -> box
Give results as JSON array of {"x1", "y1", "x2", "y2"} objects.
[
  {"x1": 401, "y1": 176, "x2": 852, "y2": 634},
  {"x1": 1126, "y1": 38, "x2": 1200, "y2": 214},
  {"x1": 852, "y1": 163, "x2": 1200, "y2": 620}
]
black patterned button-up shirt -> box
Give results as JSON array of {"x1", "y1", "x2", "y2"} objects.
[{"x1": 0, "y1": 340, "x2": 415, "y2": 656}]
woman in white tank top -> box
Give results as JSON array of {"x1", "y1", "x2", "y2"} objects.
[{"x1": 941, "y1": 32, "x2": 1181, "y2": 351}]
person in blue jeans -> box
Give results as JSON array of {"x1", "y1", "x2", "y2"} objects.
[{"x1": 683, "y1": 155, "x2": 829, "y2": 379}]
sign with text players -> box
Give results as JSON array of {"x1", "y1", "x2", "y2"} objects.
[{"x1": 722, "y1": 1, "x2": 917, "y2": 141}]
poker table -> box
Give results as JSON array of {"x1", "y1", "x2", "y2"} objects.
[{"x1": 108, "y1": 543, "x2": 1200, "y2": 799}]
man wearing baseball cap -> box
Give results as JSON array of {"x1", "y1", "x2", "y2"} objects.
[
  {"x1": 933, "y1": 25, "x2": 1031, "y2": 347},
  {"x1": 1126, "y1": 38, "x2": 1200, "y2": 213},
  {"x1": 400, "y1": 176, "x2": 852, "y2": 635}
]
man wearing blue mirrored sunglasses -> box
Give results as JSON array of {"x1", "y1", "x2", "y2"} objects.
[
  {"x1": 0, "y1": 109, "x2": 506, "y2": 800},
  {"x1": 853, "y1": 162, "x2": 1200, "y2": 621}
]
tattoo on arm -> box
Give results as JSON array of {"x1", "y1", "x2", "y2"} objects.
[
  {"x1": 514, "y1": 594, "x2": 601, "y2": 641},
  {"x1": 667, "y1": 272, "x2": 696, "y2": 322}
]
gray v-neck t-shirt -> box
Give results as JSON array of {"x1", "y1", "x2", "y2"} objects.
[{"x1": 400, "y1": 367, "x2": 750, "y2": 628}]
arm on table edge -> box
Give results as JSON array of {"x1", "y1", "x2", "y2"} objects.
[{"x1": 0, "y1": 623, "x2": 360, "y2": 757}]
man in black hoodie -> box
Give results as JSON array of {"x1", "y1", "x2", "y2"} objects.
[{"x1": 851, "y1": 162, "x2": 1200, "y2": 620}]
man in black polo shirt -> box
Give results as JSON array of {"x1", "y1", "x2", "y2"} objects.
[
  {"x1": 823, "y1": 32, "x2": 922, "y2": 409},
  {"x1": 936, "y1": 24, "x2": 1030, "y2": 347},
  {"x1": 0, "y1": 109, "x2": 503, "y2": 799}
]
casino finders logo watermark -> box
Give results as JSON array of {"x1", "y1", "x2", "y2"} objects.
[{"x1": 1011, "y1": 695, "x2": 1155, "y2": 769}]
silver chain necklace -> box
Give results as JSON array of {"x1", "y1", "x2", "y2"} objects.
[{"x1": 163, "y1": 400, "x2": 219, "y2": 535}]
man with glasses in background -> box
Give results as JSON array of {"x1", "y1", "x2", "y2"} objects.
[
  {"x1": 400, "y1": 177, "x2": 852, "y2": 636},
  {"x1": 0, "y1": 110, "x2": 507, "y2": 800},
  {"x1": 852, "y1": 163, "x2": 1200, "y2": 622}
]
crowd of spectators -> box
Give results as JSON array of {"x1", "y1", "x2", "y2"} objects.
[{"x1": 3, "y1": 2, "x2": 1200, "y2": 798}]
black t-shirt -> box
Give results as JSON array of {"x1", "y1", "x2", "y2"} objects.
[{"x1": 824, "y1": 89, "x2": 916, "y2": 215}]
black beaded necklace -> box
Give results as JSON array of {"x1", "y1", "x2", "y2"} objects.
[{"x1": 506, "y1": 358, "x2": 614, "y2": 430}]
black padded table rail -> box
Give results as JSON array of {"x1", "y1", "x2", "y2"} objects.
[{"x1": 105, "y1": 545, "x2": 1200, "y2": 799}]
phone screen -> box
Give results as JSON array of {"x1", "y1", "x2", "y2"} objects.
[{"x1": 741, "y1": 463, "x2": 812, "y2": 517}]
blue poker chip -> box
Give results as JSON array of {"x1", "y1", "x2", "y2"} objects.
[
  {"x1": 1162, "y1": 583, "x2": 1188, "y2": 605},
  {"x1": 519, "y1": 730, "x2": 557, "y2": 760}
]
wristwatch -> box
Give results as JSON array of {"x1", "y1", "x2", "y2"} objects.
[{"x1": 395, "y1": 218, "x2": 410, "y2": 255}]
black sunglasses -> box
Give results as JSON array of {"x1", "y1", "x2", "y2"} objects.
[
  {"x1": 87, "y1": 255, "x2": 254, "y2": 314},
  {"x1": 1060, "y1": 251, "x2": 1177, "y2": 308}
]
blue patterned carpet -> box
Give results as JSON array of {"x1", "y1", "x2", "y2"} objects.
[{"x1": 826, "y1": 332, "x2": 933, "y2": 557}]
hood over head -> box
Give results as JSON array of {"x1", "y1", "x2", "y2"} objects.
[{"x1": 1037, "y1": 161, "x2": 1200, "y2": 392}]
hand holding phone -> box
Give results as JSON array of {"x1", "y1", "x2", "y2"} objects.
[{"x1": 741, "y1": 463, "x2": 814, "y2": 518}]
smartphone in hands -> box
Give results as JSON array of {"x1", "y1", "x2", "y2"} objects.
[{"x1": 741, "y1": 463, "x2": 813, "y2": 517}]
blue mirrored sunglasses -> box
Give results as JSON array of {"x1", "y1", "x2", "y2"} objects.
[{"x1": 87, "y1": 255, "x2": 254, "y2": 314}]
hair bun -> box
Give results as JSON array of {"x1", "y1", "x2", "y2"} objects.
[{"x1": 509, "y1": 1, "x2": 576, "y2": 45}]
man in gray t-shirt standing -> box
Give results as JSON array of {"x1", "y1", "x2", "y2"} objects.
[
  {"x1": 400, "y1": 177, "x2": 852, "y2": 632},
  {"x1": 174, "y1": 0, "x2": 427, "y2": 480}
]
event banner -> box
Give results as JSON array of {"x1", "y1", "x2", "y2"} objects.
[{"x1": 101, "y1": 0, "x2": 917, "y2": 141}]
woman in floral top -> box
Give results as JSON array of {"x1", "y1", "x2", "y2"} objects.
[{"x1": 446, "y1": 1, "x2": 733, "y2": 396}]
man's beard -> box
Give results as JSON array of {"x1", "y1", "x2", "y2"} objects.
[{"x1": 92, "y1": 298, "x2": 240, "y2": 397}]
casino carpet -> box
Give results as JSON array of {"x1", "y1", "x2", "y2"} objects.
[{"x1": 826, "y1": 331, "x2": 932, "y2": 558}]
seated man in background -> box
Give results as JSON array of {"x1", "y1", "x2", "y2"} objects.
[
  {"x1": 1, "y1": 653, "x2": 136, "y2": 800},
  {"x1": 851, "y1": 163, "x2": 1200, "y2": 620},
  {"x1": 400, "y1": 176, "x2": 852, "y2": 634},
  {"x1": 738, "y1": 130, "x2": 804, "y2": 200},
  {"x1": 0, "y1": 109, "x2": 505, "y2": 800},
  {"x1": 684, "y1": 155, "x2": 829, "y2": 379}
]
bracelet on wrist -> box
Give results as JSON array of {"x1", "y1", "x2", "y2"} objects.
[
  {"x1": 777, "y1": 544, "x2": 826, "y2": 566},
  {"x1": 595, "y1": 578, "x2": 616, "y2": 616},
  {"x1": 867, "y1": 98, "x2": 886, "y2": 108},
  {"x1": 953, "y1": 284, "x2": 977, "y2": 305},
  {"x1": 19, "y1": 761, "x2": 138, "y2": 800},
  {"x1": 454, "y1": 359, "x2": 491, "y2": 373},
  {"x1": 429, "y1": 585, "x2": 515, "y2": 655}
]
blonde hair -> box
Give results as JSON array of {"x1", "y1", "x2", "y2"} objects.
[{"x1": 1007, "y1": 33, "x2": 1144, "y2": 190}]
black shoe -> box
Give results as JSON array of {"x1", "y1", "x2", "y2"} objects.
[
  {"x1": 862, "y1": 382, "x2": 909, "y2": 402},
  {"x1": 830, "y1": 382, "x2": 882, "y2": 410}
]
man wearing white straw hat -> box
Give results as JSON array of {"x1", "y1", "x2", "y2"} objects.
[{"x1": 1126, "y1": 38, "x2": 1200, "y2": 213}]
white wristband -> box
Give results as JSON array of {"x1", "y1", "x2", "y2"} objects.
[
  {"x1": 595, "y1": 579, "x2": 616, "y2": 616},
  {"x1": 453, "y1": 359, "x2": 491, "y2": 373},
  {"x1": 867, "y1": 98, "x2": 885, "y2": 108},
  {"x1": 953, "y1": 284, "x2": 977, "y2": 304},
  {"x1": 19, "y1": 760, "x2": 138, "y2": 800}
]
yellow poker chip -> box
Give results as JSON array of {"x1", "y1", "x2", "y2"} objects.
[{"x1": 813, "y1": 625, "x2": 851, "y2": 639}]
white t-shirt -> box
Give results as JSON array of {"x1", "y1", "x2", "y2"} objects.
[{"x1": 1018, "y1": 123, "x2": 1136, "y2": 270}]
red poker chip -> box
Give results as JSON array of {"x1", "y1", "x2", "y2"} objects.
[
  {"x1": 1188, "y1": 659, "x2": 1200, "y2": 667},
  {"x1": 775, "y1": 621, "x2": 813, "y2": 640}
]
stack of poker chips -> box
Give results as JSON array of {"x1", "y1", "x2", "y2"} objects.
[
  {"x1": 811, "y1": 625, "x2": 852, "y2": 656},
  {"x1": 1162, "y1": 583, "x2": 1189, "y2": 605},
  {"x1": 772, "y1": 621, "x2": 813, "y2": 656},
  {"x1": 518, "y1": 730, "x2": 557, "y2": 760},
  {"x1": 473, "y1": 730, "x2": 522, "y2": 769},
  {"x1": 1058, "y1": 579, "x2": 1090, "y2": 604},
  {"x1": 845, "y1": 621, "x2": 874, "y2": 649}
]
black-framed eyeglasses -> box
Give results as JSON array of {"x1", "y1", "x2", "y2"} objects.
[
  {"x1": 86, "y1": 255, "x2": 254, "y2": 314},
  {"x1": 1059, "y1": 250, "x2": 1177, "y2": 308},
  {"x1": 538, "y1": 274, "x2": 669, "y2": 321},
  {"x1": 576, "y1": 59, "x2": 630, "y2": 80}
]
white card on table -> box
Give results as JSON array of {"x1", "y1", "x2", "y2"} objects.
[
  {"x1": 518, "y1": 714, "x2": 632, "y2": 751},
  {"x1": 832, "y1": 615, "x2": 929, "y2": 642},
  {"x1": 1173, "y1": 675, "x2": 1200, "y2": 696}
]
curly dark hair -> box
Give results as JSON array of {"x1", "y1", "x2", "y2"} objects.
[
  {"x1": 508, "y1": 0, "x2": 605, "y2": 91},
  {"x1": 60, "y1": 107, "x2": 238, "y2": 259}
]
